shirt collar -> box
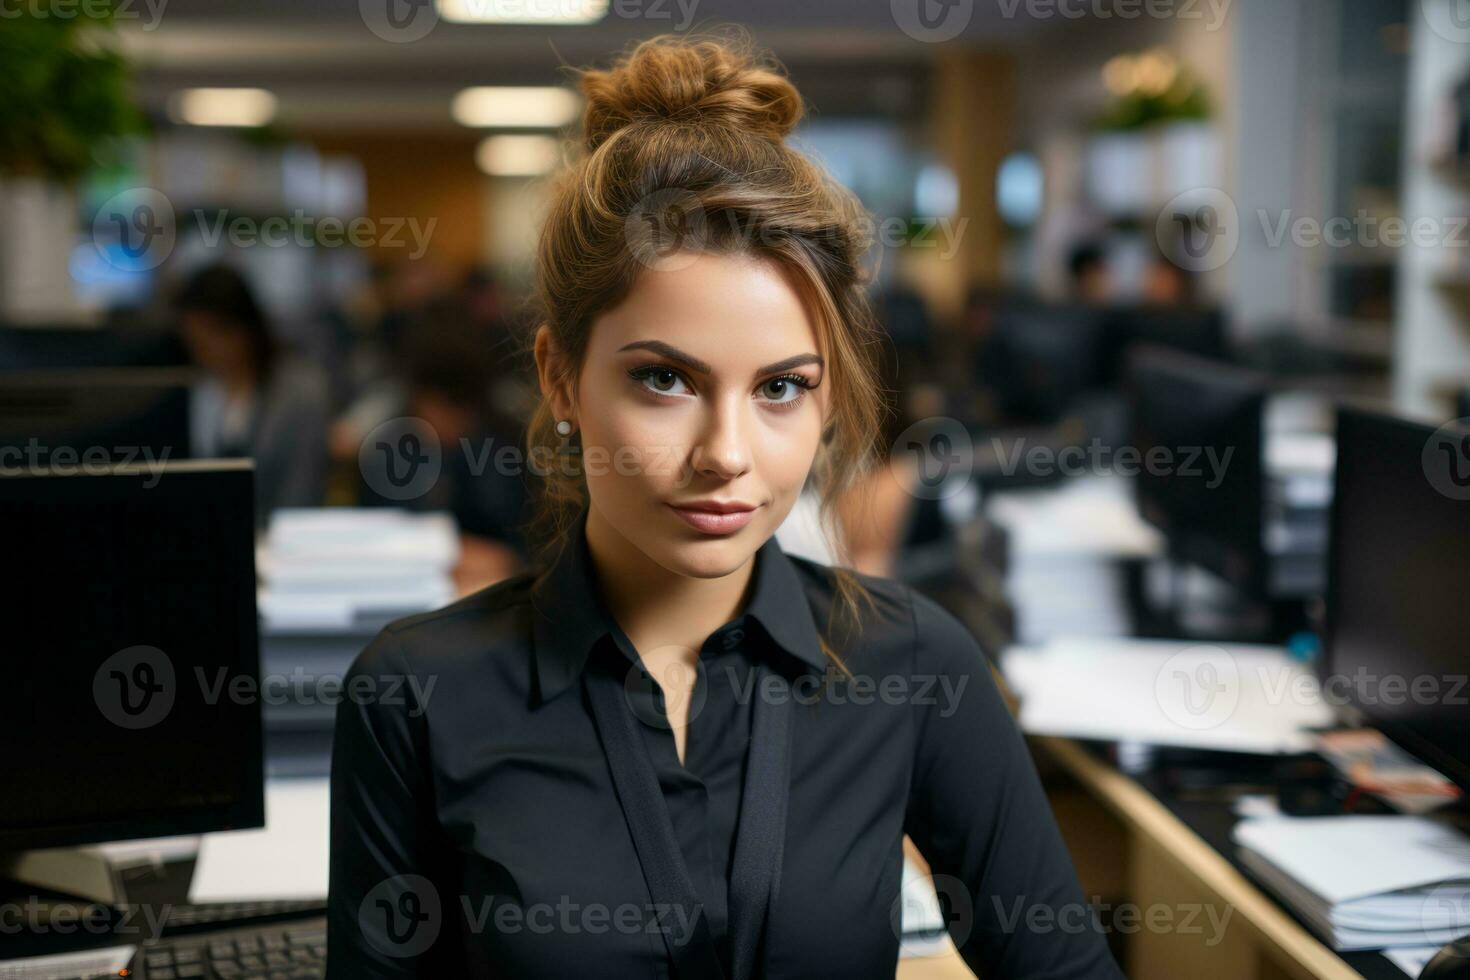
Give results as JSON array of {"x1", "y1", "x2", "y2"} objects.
[{"x1": 529, "y1": 503, "x2": 827, "y2": 704}]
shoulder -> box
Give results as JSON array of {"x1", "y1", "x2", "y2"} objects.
[
  {"x1": 781, "y1": 552, "x2": 968, "y2": 672},
  {"x1": 782, "y1": 551, "x2": 910, "y2": 622},
  {"x1": 796, "y1": 553, "x2": 989, "y2": 672},
  {"x1": 347, "y1": 571, "x2": 538, "y2": 679}
]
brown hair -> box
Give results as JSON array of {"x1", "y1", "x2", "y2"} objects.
[{"x1": 526, "y1": 30, "x2": 890, "y2": 674}]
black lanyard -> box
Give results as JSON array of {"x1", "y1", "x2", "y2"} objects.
[{"x1": 584, "y1": 650, "x2": 794, "y2": 980}]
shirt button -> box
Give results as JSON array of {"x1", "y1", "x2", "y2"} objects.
[{"x1": 722, "y1": 628, "x2": 744, "y2": 651}]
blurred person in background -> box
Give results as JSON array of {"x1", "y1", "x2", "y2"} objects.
[
  {"x1": 829, "y1": 297, "x2": 940, "y2": 579},
  {"x1": 872, "y1": 283, "x2": 934, "y2": 381},
  {"x1": 451, "y1": 266, "x2": 537, "y2": 423},
  {"x1": 1147, "y1": 216, "x2": 1204, "y2": 307},
  {"x1": 357, "y1": 321, "x2": 530, "y2": 594},
  {"x1": 175, "y1": 262, "x2": 331, "y2": 525},
  {"x1": 328, "y1": 259, "x2": 447, "y2": 468},
  {"x1": 1142, "y1": 246, "x2": 1199, "y2": 306},
  {"x1": 1066, "y1": 239, "x2": 1112, "y2": 304}
]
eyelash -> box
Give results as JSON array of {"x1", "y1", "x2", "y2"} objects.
[{"x1": 627, "y1": 364, "x2": 817, "y2": 410}]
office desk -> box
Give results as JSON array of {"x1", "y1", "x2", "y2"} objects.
[
  {"x1": 1035, "y1": 735, "x2": 1406, "y2": 980},
  {"x1": 898, "y1": 944, "x2": 976, "y2": 978}
]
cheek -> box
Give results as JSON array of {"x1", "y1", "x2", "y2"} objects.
[
  {"x1": 753, "y1": 407, "x2": 823, "y2": 492},
  {"x1": 576, "y1": 374, "x2": 690, "y2": 498}
]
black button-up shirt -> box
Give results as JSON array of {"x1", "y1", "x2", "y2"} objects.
[{"x1": 326, "y1": 505, "x2": 1123, "y2": 978}]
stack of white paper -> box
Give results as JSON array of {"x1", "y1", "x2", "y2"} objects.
[
  {"x1": 257, "y1": 509, "x2": 459, "y2": 630},
  {"x1": 987, "y1": 476, "x2": 1163, "y2": 643},
  {"x1": 1001, "y1": 637, "x2": 1336, "y2": 754},
  {"x1": 1233, "y1": 816, "x2": 1470, "y2": 951}
]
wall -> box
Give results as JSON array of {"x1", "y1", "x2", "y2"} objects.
[{"x1": 310, "y1": 133, "x2": 488, "y2": 277}]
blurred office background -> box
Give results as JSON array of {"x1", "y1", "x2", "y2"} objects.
[{"x1": 7, "y1": 2, "x2": 1470, "y2": 978}]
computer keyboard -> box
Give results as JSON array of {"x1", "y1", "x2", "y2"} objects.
[{"x1": 133, "y1": 916, "x2": 326, "y2": 979}]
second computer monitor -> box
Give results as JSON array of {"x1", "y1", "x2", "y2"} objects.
[
  {"x1": 0, "y1": 367, "x2": 194, "y2": 469},
  {"x1": 1325, "y1": 407, "x2": 1470, "y2": 791},
  {"x1": 1126, "y1": 345, "x2": 1268, "y2": 595}
]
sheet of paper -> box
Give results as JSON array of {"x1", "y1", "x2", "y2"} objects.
[
  {"x1": 188, "y1": 778, "x2": 330, "y2": 903},
  {"x1": 1233, "y1": 816, "x2": 1470, "y2": 904},
  {"x1": 1384, "y1": 945, "x2": 1439, "y2": 977}
]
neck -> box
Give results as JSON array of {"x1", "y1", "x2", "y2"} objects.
[{"x1": 583, "y1": 502, "x2": 756, "y2": 659}]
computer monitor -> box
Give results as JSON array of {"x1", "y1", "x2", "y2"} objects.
[
  {"x1": 0, "y1": 460, "x2": 264, "y2": 851},
  {"x1": 0, "y1": 368, "x2": 194, "y2": 468},
  {"x1": 1324, "y1": 407, "x2": 1470, "y2": 791},
  {"x1": 0, "y1": 323, "x2": 188, "y2": 371},
  {"x1": 1127, "y1": 346, "x2": 1268, "y2": 595},
  {"x1": 1100, "y1": 304, "x2": 1227, "y2": 386},
  {"x1": 983, "y1": 303, "x2": 1108, "y2": 425}
]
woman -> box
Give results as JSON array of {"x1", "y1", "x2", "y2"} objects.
[
  {"x1": 327, "y1": 34, "x2": 1122, "y2": 979},
  {"x1": 175, "y1": 263, "x2": 330, "y2": 525}
]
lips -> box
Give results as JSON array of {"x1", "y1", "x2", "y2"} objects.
[{"x1": 666, "y1": 501, "x2": 759, "y2": 535}]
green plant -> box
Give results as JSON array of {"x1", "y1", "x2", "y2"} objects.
[
  {"x1": 1095, "y1": 49, "x2": 1212, "y2": 132},
  {"x1": 0, "y1": 1, "x2": 143, "y2": 181}
]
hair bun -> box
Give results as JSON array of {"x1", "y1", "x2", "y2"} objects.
[{"x1": 579, "y1": 34, "x2": 803, "y2": 152}]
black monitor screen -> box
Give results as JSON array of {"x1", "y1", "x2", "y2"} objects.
[
  {"x1": 1127, "y1": 346, "x2": 1267, "y2": 593},
  {"x1": 1326, "y1": 408, "x2": 1470, "y2": 791},
  {"x1": 0, "y1": 325, "x2": 188, "y2": 372},
  {"x1": 984, "y1": 304, "x2": 1107, "y2": 425},
  {"x1": 0, "y1": 368, "x2": 194, "y2": 468},
  {"x1": 0, "y1": 462, "x2": 263, "y2": 851}
]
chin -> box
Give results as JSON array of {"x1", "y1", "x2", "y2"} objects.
[{"x1": 652, "y1": 531, "x2": 763, "y2": 580}]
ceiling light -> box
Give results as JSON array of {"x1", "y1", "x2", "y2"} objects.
[
  {"x1": 169, "y1": 88, "x2": 278, "y2": 127},
  {"x1": 476, "y1": 134, "x2": 560, "y2": 177},
  {"x1": 451, "y1": 86, "x2": 580, "y2": 128},
  {"x1": 437, "y1": 0, "x2": 609, "y2": 24}
]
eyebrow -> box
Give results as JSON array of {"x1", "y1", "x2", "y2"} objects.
[{"x1": 617, "y1": 339, "x2": 824, "y2": 378}]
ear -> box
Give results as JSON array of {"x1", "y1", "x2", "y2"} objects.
[{"x1": 532, "y1": 324, "x2": 576, "y2": 426}]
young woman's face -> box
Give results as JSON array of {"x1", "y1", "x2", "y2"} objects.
[{"x1": 573, "y1": 251, "x2": 829, "y2": 578}]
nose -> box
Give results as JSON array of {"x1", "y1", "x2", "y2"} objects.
[{"x1": 690, "y1": 394, "x2": 752, "y2": 481}]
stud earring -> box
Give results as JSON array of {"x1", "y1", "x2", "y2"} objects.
[{"x1": 555, "y1": 418, "x2": 580, "y2": 465}]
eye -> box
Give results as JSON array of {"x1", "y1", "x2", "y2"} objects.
[
  {"x1": 757, "y1": 373, "x2": 814, "y2": 407},
  {"x1": 629, "y1": 365, "x2": 693, "y2": 398}
]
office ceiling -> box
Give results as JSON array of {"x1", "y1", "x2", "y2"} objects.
[{"x1": 120, "y1": 0, "x2": 1057, "y2": 130}]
